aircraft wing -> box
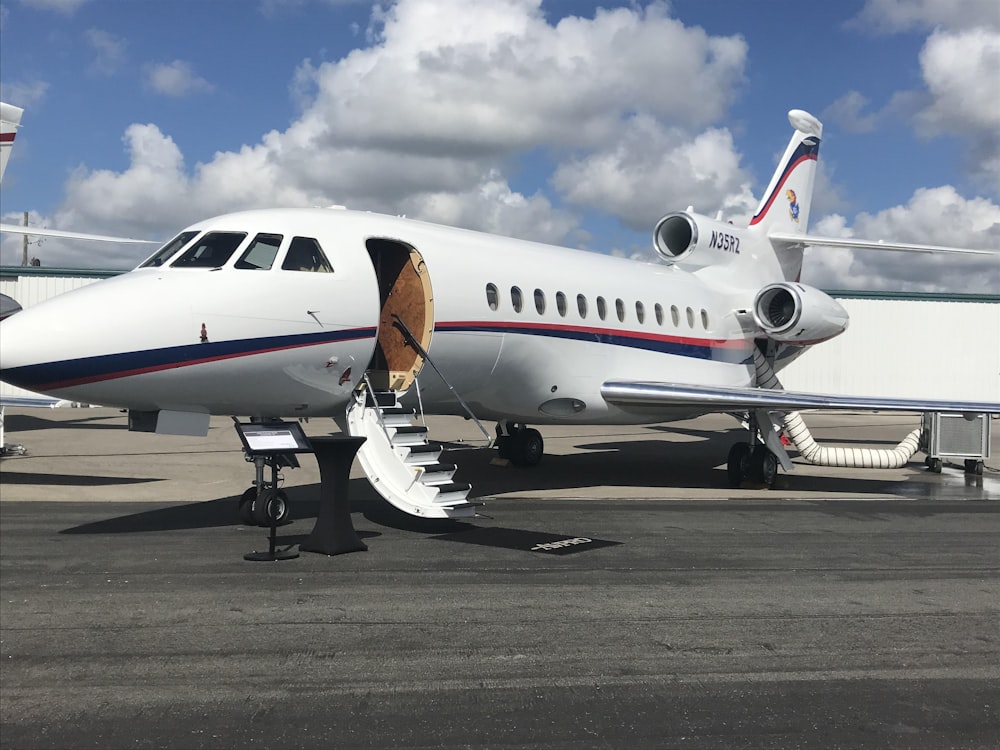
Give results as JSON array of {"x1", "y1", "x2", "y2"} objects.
[
  {"x1": 0, "y1": 395, "x2": 71, "y2": 408},
  {"x1": 0, "y1": 223, "x2": 157, "y2": 245},
  {"x1": 768, "y1": 232, "x2": 998, "y2": 256},
  {"x1": 601, "y1": 381, "x2": 1000, "y2": 415}
]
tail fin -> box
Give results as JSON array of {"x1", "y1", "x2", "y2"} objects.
[
  {"x1": 1, "y1": 102, "x2": 25, "y2": 185},
  {"x1": 749, "y1": 110, "x2": 822, "y2": 280}
]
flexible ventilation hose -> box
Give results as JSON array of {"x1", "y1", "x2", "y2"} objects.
[{"x1": 753, "y1": 348, "x2": 922, "y2": 469}]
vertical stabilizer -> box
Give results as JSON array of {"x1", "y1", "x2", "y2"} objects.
[
  {"x1": 0, "y1": 102, "x2": 25, "y2": 185},
  {"x1": 749, "y1": 110, "x2": 822, "y2": 280}
]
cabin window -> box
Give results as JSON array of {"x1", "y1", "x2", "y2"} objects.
[
  {"x1": 686, "y1": 306, "x2": 695, "y2": 328},
  {"x1": 282, "y1": 236, "x2": 333, "y2": 272},
  {"x1": 534, "y1": 288, "x2": 546, "y2": 315},
  {"x1": 615, "y1": 298, "x2": 625, "y2": 322},
  {"x1": 655, "y1": 303, "x2": 664, "y2": 326},
  {"x1": 577, "y1": 294, "x2": 588, "y2": 319},
  {"x1": 486, "y1": 283, "x2": 499, "y2": 311},
  {"x1": 511, "y1": 286, "x2": 523, "y2": 312},
  {"x1": 235, "y1": 233, "x2": 283, "y2": 270},
  {"x1": 171, "y1": 231, "x2": 247, "y2": 268},
  {"x1": 556, "y1": 291, "x2": 567, "y2": 317},
  {"x1": 140, "y1": 230, "x2": 199, "y2": 268},
  {"x1": 635, "y1": 301, "x2": 645, "y2": 324},
  {"x1": 701, "y1": 309, "x2": 710, "y2": 330},
  {"x1": 671, "y1": 305, "x2": 680, "y2": 326},
  {"x1": 597, "y1": 296, "x2": 607, "y2": 321}
]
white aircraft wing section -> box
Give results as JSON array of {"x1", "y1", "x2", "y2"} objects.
[
  {"x1": 601, "y1": 381, "x2": 1000, "y2": 415},
  {"x1": 0, "y1": 223, "x2": 157, "y2": 245},
  {"x1": 0, "y1": 395, "x2": 70, "y2": 408},
  {"x1": 768, "y1": 232, "x2": 997, "y2": 256}
]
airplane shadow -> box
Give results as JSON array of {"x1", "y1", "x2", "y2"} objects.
[
  {"x1": 2, "y1": 472, "x2": 159, "y2": 487},
  {"x1": 55, "y1": 427, "x2": 960, "y2": 537},
  {"x1": 2, "y1": 413, "x2": 126, "y2": 433}
]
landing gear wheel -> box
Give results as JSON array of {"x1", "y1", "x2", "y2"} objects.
[
  {"x1": 238, "y1": 487, "x2": 257, "y2": 526},
  {"x1": 511, "y1": 429, "x2": 544, "y2": 467},
  {"x1": 727, "y1": 442, "x2": 752, "y2": 487},
  {"x1": 753, "y1": 447, "x2": 778, "y2": 488},
  {"x1": 252, "y1": 488, "x2": 290, "y2": 526}
]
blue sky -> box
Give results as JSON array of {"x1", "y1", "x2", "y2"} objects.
[{"x1": 1, "y1": 0, "x2": 998, "y2": 291}]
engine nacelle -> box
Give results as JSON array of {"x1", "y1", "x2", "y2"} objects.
[
  {"x1": 652, "y1": 211, "x2": 745, "y2": 270},
  {"x1": 752, "y1": 282, "x2": 849, "y2": 345}
]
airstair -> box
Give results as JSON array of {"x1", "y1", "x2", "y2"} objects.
[{"x1": 346, "y1": 386, "x2": 480, "y2": 519}]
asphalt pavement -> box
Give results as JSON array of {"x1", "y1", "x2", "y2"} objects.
[{"x1": 1, "y1": 408, "x2": 998, "y2": 749}]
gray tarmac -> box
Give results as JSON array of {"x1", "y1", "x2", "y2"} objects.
[{"x1": 1, "y1": 408, "x2": 998, "y2": 749}]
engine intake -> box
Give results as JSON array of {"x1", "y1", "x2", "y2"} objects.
[
  {"x1": 753, "y1": 282, "x2": 849, "y2": 344},
  {"x1": 653, "y1": 211, "x2": 745, "y2": 270}
]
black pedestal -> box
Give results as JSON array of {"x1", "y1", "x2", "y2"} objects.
[{"x1": 299, "y1": 436, "x2": 368, "y2": 556}]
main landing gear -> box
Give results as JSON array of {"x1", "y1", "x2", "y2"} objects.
[
  {"x1": 727, "y1": 442, "x2": 778, "y2": 488},
  {"x1": 727, "y1": 411, "x2": 781, "y2": 489},
  {"x1": 495, "y1": 421, "x2": 544, "y2": 467}
]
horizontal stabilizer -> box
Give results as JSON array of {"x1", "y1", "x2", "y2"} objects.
[
  {"x1": 769, "y1": 232, "x2": 997, "y2": 256},
  {"x1": 0, "y1": 223, "x2": 157, "y2": 245},
  {"x1": 601, "y1": 380, "x2": 1000, "y2": 415}
]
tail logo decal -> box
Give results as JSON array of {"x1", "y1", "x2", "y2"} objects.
[{"x1": 786, "y1": 189, "x2": 800, "y2": 222}]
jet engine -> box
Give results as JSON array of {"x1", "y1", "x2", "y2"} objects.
[
  {"x1": 752, "y1": 282, "x2": 849, "y2": 344},
  {"x1": 652, "y1": 211, "x2": 746, "y2": 270}
]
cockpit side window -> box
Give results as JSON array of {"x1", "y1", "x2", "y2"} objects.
[
  {"x1": 138, "y1": 231, "x2": 200, "y2": 268},
  {"x1": 171, "y1": 232, "x2": 247, "y2": 268},
  {"x1": 281, "y1": 236, "x2": 333, "y2": 273},
  {"x1": 235, "y1": 233, "x2": 283, "y2": 270}
]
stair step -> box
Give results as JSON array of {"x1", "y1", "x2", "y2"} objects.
[
  {"x1": 430, "y1": 482, "x2": 471, "y2": 495},
  {"x1": 366, "y1": 391, "x2": 397, "y2": 408},
  {"x1": 392, "y1": 425, "x2": 428, "y2": 435},
  {"x1": 418, "y1": 462, "x2": 457, "y2": 476},
  {"x1": 403, "y1": 443, "x2": 442, "y2": 465}
]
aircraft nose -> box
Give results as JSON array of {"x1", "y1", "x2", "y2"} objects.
[{"x1": 0, "y1": 308, "x2": 46, "y2": 390}]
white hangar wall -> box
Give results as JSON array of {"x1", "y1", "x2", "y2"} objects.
[
  {"x1": 1, "y1": 268, "x2": 998, "y2": 405},
  {"x1": 779, "y1": 294, "x2": 1000, "y2": 402}
]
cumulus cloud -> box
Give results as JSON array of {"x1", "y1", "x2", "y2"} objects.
[
  {"x1": 86, "y1": 28, "x2": 127, "y2": 76},
  {"x1": 144, "y1": 61, "x2": 214, "y2": 97},
  {"x1": 804, "y1": 186, "x2": 1000, "y2": 292},
  {"x1": 552, "y1": 117, "x2": 756, "y2": 230},
  {"x1": 855, "y1": 0, "x2": 1000, "y2": 32},
  {"x1": 19, "y1": 0, "x2": 89, "y2": 13},
  {"x1": 850, "y1": 1, "x2": 1000, "y2": 192},
  {"x1": 822, "y1": 92, "x2": 880, "y2": 134},
  {"x1": 8, "y1": 0, "x2": 749, "y2": 270}
]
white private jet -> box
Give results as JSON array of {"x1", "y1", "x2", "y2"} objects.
[{"x1": 1, "y1": 108, "x2": 997, "y2": 522}]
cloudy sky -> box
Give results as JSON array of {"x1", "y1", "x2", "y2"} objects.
[{"x1": 1, "y1": 0, "x2": 998, "y2": 292}]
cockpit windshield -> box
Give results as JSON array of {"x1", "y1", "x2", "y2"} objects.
[
  {"x1": 138, "y1": 230, "x2": 200, "y2": 268},
  {"x1": 171, "y1": 232, "x2": 248, "y2": 269},
  {"x1": 281, "y1": 236, "x2": 333, "y2": 273}
]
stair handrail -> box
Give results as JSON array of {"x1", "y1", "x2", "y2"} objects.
[
  {"x1": 391, "y1": 314, "x2": 493, "y2": 447},
  {"x1": 360, "y1": 371, "x2": 393, "y2": 443}
]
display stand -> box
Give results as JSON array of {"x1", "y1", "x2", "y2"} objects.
[
  {"x1": 299, "y1": 436, "x2": 369, "y2": 556},
  {"x1": 235, "y1": 420, "x2": 314, "y2": 562}
]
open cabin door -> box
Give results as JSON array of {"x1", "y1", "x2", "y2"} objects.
[{"x1": 365, "y1": 238, "x2": 434, "y2": 392}]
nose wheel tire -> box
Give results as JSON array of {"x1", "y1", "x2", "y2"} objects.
[{"x1": 251, "y1": 488, "x2": 290, "y2": 526}]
